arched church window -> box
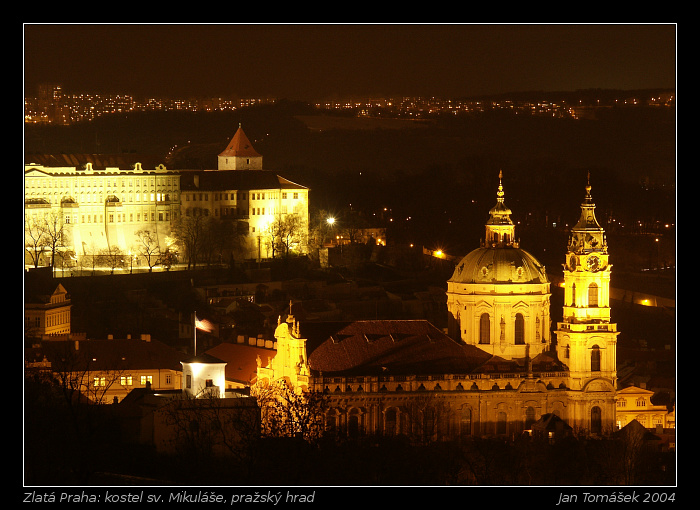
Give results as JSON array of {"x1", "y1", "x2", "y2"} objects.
[
  {"x1": 588, "y1": 283, "x2": 598, "y2": 307},
  {"x1": 348, "y1": 408, "x2": 361, "y2": 438},
  {"x1": 423, "y1": 407, "x2": 436, "y2": 442},
  {"x1": 525, "y1": 406, "x2": 536, "y2": 429},
  {"x1": 591, "y1": 406, "x2": 602, "y2": 434},
  {"x1": 571, "y1": 283, "x2": 576, "y2": 306},
  {"x1": 479, "y1": 313, "x2": 490, "y2": 344},
  {"x1": 497, "y1": 411, "x2": 507, "y2": 435},
  {"x1": 385, "y1": 408, "x2": 397, "y2": 436},
  {"x1": 460, "y1": 407, "x2": 472, "y2": 438},
  {"x1": 591, "y1": 345, "x2": 601, "y2": 372},
  {"x1": 515, "y1": 313, "x2": 525, "y2": 344}
]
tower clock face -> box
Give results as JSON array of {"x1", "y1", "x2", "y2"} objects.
[{"x1": 586, "y1": 255, "x2": 600, "y2": 271}]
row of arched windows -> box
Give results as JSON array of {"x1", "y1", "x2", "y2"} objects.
[
  {"x1": 324, "y1": 404, "x2": 607, "y2": 438},
  {"x1": 479, "y1": 313, "x2": 526, "y2": 344}
]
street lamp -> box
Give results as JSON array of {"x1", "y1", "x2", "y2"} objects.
[{"x1": 326, "y1": 217, "x2": 335, "y2": 246}]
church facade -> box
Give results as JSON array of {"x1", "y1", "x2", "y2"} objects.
[{"x1": 256, "y1": 175, "x2": 618, "y2": 439}]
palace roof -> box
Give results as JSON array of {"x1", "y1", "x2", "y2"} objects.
[
  {"x1": 25, "y1": 153, "x2": 165, "y2": 170},
  {"x1": 179, "y1": 169, "x2": 307, "y2": 192}
]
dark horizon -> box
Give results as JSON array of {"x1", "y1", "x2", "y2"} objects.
[{"x1": 23, "y1": 24, "x2": 676, "y2": 101}]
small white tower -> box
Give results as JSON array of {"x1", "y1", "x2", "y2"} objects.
[{"x1": 181, "y1": 353, "x2": 227, "y2": 398}]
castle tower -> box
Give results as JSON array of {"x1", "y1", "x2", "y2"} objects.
[
  {"x1": 217, "y1": 124, "x2": 263, "y2": 170},
  {"x1": 446, "y1": 171, "x2": 551, "y2": 359},
  {"x1": 555, "y1": 174, "x2": 619, "y2": 434}
]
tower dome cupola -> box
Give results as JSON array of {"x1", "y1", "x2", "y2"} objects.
[
  {"x1": 569, "y1": 172, "x2": 607, "y2": 255},
  {"x1": 485, "y1": 170, "x2": 517, "y2": 247}
]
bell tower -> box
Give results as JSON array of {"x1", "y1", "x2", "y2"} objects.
[{"x1": 555, "y1": 174, "x2": 619, "y2": 434}]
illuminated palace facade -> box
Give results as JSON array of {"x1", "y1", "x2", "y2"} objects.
[
  {"x1": 256, "y1": 175, "x2": 618, "y2": 439},
  {"x1": 24, "y1": 162, "x2": 181, "y2": 267},
  {"x1": 24, "y1": 126, "x2": 309, "y2": 266}
]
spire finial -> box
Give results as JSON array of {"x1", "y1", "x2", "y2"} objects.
[
  {"x1": 585, "y1": 171, "x2": 592, "y2": 200},
  {"x1": 497, "y1": 170, "x2": 504, "y2": 201}
]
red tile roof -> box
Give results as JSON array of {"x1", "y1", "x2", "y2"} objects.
[
  {"x1": 297, "y1": 320, "x2": 494, "y2": 376},
  {"x1": 205, "y1": 342, "x2": 275, "y2": 385},
  {"x1": 25, "y1": 338, "x2": 185, "y2": 372}
]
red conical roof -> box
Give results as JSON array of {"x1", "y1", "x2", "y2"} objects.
[{"x1": 218, "y1": 125, "x2": 261, "y2": 158}]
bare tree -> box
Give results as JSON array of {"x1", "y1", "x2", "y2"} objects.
[
  {"x1": 306, "y1": 208, "x2": 334, "y2": 257},
  {"x1": 40, "y1": 342, "x2": 126, "y2": 409},
  {"x1": 265, "y1": 213, "x2": 307, "y2": 258},
  {"x1": 25, "y1": 214, "x2": 50, "y2": 268},
  {"x1": 158, "y1": 392, "x2": 261, "y2": 471},
  {"x1": 134, "y1": 229, "x2": 160, "y2": 271},
  {"x1": 252, "y1": 379, "x2": 328, "y2": 443},
  {"x1": 43, "y1": 210, "x2": 70, "y2": 275},
  {"x1": 207, "y1": 218, "x2": 246, "y2": 266},
  {"x1": 172, "y1": 214, "x2": 207, "y2": 269},
  {"x1": 403, "y1": 392, "x2": 454, "y2": 445},
  {"x1": 24, "y1": 210, "x2": 69, "y2": 272},
  {"x1": 98, "y1": 245, "x2": 126, "y2": 274}
]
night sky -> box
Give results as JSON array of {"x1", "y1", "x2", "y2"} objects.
[{"x1": 23, "y1": 23, "x2": 676, "y2": 100}]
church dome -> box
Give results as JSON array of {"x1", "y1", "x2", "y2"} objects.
[
  {"x1": 450, "y1": 246, "x2": 548, "y2": 284},
  {"x1": 449, "y1": 170, "x2": 548, "y2": 286}
]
